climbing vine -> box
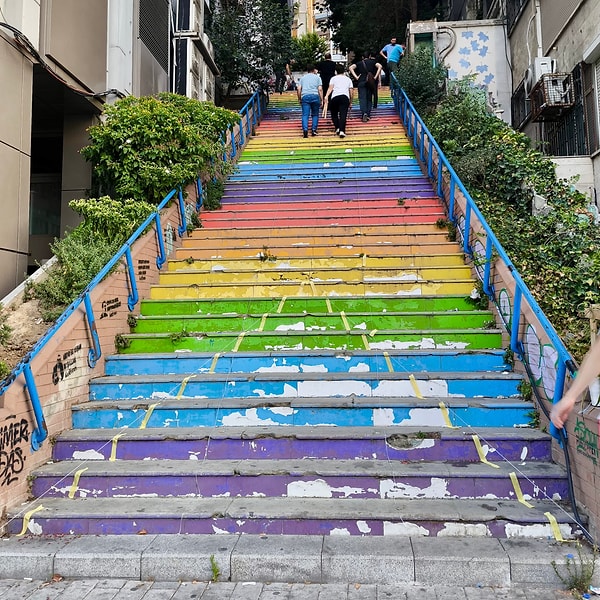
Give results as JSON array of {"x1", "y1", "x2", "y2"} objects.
[{"x1": 425, "y1": 79, "x2": 600, "y2": 361}]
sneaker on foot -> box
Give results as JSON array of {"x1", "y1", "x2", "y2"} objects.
[
  {"x1": 339, "y1": 131, "x2": 346, "y2": 138},
  {"x1": 311, "y1": 130, "x2": 318, "y2": 136},
  {"x1": 303, "y1": 131, "x2": 308, "y2": 138},
  {"x1": 335, "y1": 128, "x2": 340, "y2": 135},
  {"x1": 362, "y1": 114, "x2": 368, "y2": 122}
]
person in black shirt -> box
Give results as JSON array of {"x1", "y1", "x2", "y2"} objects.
[
  {"x1": 317, "y1": 53, "x2": 337, "y2": 105},
  {"x1": 349, "y1": 51, "x2": 382, "y2": 121}
]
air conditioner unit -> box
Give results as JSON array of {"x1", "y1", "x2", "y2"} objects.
[{"x1": 524, "y1": 57, "x2": 556, "y2": 95}]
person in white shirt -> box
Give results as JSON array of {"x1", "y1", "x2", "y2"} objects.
[{"x1": 324, "y1": 64, "x2": 354, "y2": 138}]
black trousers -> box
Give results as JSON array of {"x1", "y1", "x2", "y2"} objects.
[{"x1": 329, "y1": 95, "x2": 350, "y2": 133}]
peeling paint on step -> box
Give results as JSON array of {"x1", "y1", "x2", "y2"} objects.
[
  {"x1": 380, "y1": 477, "x2": 450, "y2": 499},
  {"x1": 287, "y1": 479, "x2": 365, "y2": 498},
  {"x1": 383, "y1": 521, "x2": 429, "y2": 536},
  {"x1": 72, "y1": 449, "x2": 104, "y2": 460}
]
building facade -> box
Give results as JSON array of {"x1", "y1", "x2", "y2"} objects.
[{"x1": 0, "y1": 0, "x2": 217, "y2": 299}]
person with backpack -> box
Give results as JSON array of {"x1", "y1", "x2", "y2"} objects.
[{"x1": 349, "y1": 51, "x2": 382, "y2": 122}]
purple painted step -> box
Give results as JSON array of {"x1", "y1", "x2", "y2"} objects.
[
  {"x1": 32, "y1": 459, "x2": 569, "y2": 501},
  {"x1": 8, "y1": 497, "x2": 577, "y2": 538},
  {"x1": 52, "y1": 426, "x2": 553, "y2": 462}
]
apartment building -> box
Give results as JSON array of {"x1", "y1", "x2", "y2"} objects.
[{"x1": 0, "y1": 0, "x2": 217, "y2": 299}]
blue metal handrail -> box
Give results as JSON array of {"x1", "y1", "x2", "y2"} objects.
[
  {"x1": 0, "y1": 90, "x2": 265, "y2": 451},
  {"x1": 389, "y1": 82, "x2": 576, "y2": 405}
]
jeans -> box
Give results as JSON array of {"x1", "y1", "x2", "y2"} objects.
[
  {"x1": 301, "y1": 94, "x2": 321, "y2": 132},
  {"x1": 329, "y1": 95, "x2": 350, "y2": 133}
]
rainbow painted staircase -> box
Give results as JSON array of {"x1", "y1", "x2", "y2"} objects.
[{"x1": 8, "y1": 90, "x2": 579, "y2": 585}]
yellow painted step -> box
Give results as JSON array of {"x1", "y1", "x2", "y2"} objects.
[
  {"x1": 149, "y1": 279, "x2": 476, "y2": 300},
  {"x1": 158, "y1": 265, "x2": 474, "y2": 285},
  {"x1": 168, "y1": 254, "x2": 467, "y2": 272}
]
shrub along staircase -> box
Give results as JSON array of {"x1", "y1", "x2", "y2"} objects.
[{"x1": 6, "y1": 90, "x2": 582, "y2": 586}]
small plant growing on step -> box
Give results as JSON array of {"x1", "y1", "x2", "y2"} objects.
[
  {"x1": 503, "y1": 347, "x2": 515, "y2": 369},
  {"x1": 465, "y1": 282, "x2": 489, "y2": 310},
  {"x1": 184, "y1": 256, "x2": 195, "y2": 265},
  {"x1": 127, "y1": 313, "x2": 138, "y2": 329},
  {"x1": 259, "y1": 246, "x2": 276, "y2": 262},
  {"x1": 526, "y1": 408, "x2": 540, "y2": 429},
  {"x1": 517, "y1": 379, "x2": 533, "y2": 402},
  {"x1": 209, "y1": 554, "x2": 221, "y2": 582},
  {"x1": 551, "y1": 542, "x2": 597, "y2": 598},
  {"x1": 114, "y1": 334, "x2": 131, "y2": 350},
  {"x1": 169, "y1": 328, "x2": 190, "y2": 344}
]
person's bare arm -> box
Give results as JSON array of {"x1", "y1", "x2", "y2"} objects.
[{"x1": 550, "y1": 337, "x2": 600, "y2": 428}]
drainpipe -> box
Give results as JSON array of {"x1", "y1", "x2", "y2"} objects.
[{"x1": 534, "y1": 0, "x2": 543, "y2": 57}]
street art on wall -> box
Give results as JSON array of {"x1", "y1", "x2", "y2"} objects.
[{"x1": 0, "y1": 416, "x2": 29, "y2": 486}]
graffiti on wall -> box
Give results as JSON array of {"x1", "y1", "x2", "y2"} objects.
[
  {"x1": 100, "y1": 297, "x2": 122, "y2": 319},
  {"x1": 575, "y1": 417, "x2": 599, "y2": 464},
  {"x1": 52, "y1": 343, "x2": 83, "y2": 385},
  {"x1": 138, "y1": 259, "x2": 150, "y2": 281},
  {"x1": 524, "y1": 324, "x2": 558, "y2": 400},
  {"x1": 0, "y1": 416, "x2": 29, "y2": 486}
]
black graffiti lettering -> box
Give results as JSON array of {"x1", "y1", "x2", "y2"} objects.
[
  {"x1": 52, "y1": 357, "x2": 64, "y2": 385},
  {"x1": 0, "y1": 418, "x2": 29, "y2": 452},
  {"x1": 0, "y1": 447, "x2": 25, "y2": 486},
  {"x1": 100, "y1": 297, "x2": 122, "y2": 319}
]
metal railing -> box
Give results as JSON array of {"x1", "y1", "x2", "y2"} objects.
[
  {"x1": 0, "y1": 89, "x2": 266, "y2": 451},
  {"x1": 389, "y1": 83, "x2": 576, "y2": 414}
]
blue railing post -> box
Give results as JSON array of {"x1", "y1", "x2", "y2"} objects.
[
  {"x1": 448, "y1": 177, "x2": 456, "y2": 221},
  {"x1": 230, "y1": 128, "x2": 237, "y2": 160},
  {"x1": 84, "y1": 292, "x2": 101, "y2": 368},
  {"x1": 177, "y1": 187, "x2": 187, "y2": 237},
  {"x1": 155, "y1": 212, "x2": 167, "y2": 269},
  {"x1": 124, "y1": 246, "x2": 139, "y2": 311},
  {"x1": 510, "y1": 288, "x2": 523, "y2": 357},
  {"x1": 196, "y1": 178, "x2": 204, "y2": 210},
  {"x1": 23, "y1": 363, "x2": 47, "y2": 451},
  {"x1": 462, "y1": 204, "x2": 471, "y2": 255},
  {"x1": 483, "y1": 236, "x2": 493, "y2": 296}
]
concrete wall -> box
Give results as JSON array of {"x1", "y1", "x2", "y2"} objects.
[{"x1": 0, "y1": 30, "x2": 33, "y2": 297}]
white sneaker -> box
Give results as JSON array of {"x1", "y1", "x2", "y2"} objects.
[
  {"x1": 339, "y1": 131, "x2": 346, "y2": 138},
  {"x1": 335, "y1": 128, "x2": 340, "y2": 135}
]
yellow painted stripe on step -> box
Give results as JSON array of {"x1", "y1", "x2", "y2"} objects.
[
  {"x1": 361, "y1": 335, "x2": 371, "y2": 350},
  {"x1": 258, "y1": 313, "x2": 269, "y2": 332},
  {"x1": 176, "y1": 375, "x2": 196, "y2": 399},
  {"x1": 340, "y1": 311, "x2": 350, "y2": 331},
  {"x1": 510, "y1": 472, "x2": 534, "y2": 508},
  {"x1": 110, "y1": 433, "x2": 125, "y2": 461},
  {"x1": 362, "y1": 254, "x2": 367, "y2": 268},
  {"x1": 233, "y1": 332, "x2": 246, "y2": 352},
  {"x1": 544, "y1": 512, "x2": 566, "y2": 542},
  {"x1": 17, "y1": 505, "x2": 44, "y2": 536},
  {"x1": 383, "y1": 352, "x2": 394, "y2": 372},
  {"x1": 309, "y1": 281, "x2": 317, "y2": 295},
  {"x1": 369, "y1": 329, "x2": 378, "y2": 337},
  {"x1": 438, "y1": 402, "x2": 455, "y2": 427},
  {"x1": 209, "y1": 353, "x2": 221, "y2": 373},
  {"x1": 68, "y1": 467, "x2": 89, "y2": 498},
  {"x1": 140, "y1": 403, "x2": 159, "y2": 429},
  {"x1": 325, "y1": 298, "x2": 333, "y2": 313},
  {"x1": 471, "y1": 435, "x2": 500, "y2": 469},
  {"x1": 409, "y1": 374, "x2": 424, "y2": 399},
  {"x1": 277, "y1": 297, "x2": 286, "y2": 313}
]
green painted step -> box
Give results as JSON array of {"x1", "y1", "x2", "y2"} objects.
[
  {"x1": 239, "y1": 146, "x2": 415, "y2": 163},
  {"x1": 117, "y1": 329, "x2": 503, "y2": 354},
  {"x1": 131, "y1": 311, "x2": 496, "y2": 334},
  {"x1": 139, "y1": 295, "x2": 481, "y2": 316}
]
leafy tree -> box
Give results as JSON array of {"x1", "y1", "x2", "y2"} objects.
[
  {"x1": 396, "y1": 45, "x2": 447, "y2": 116},
  {"x1": 82, "y1": 93, "x2": 239, "y2": 203},
  {"x1": 291, "y1": 33, "x2": 329, "y2": 70},
  {"x1": 209, "y1": 0, "x2": 294, "y2": 97},
  {"x1": 319, "y1": 0, "x2": 443, "y2": 54}
]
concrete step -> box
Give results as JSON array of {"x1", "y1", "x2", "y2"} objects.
[
  {"x1": 6, "y1": 497, "x2": 578, "y2": 538},
  {"x1": 31, "y1": 458, "x2": 569, "y2": 501},
  {"x1": 0, "y1": 534, "x2": 590, "y2": 586},
  {"x1": 52, "y1": 425, "x2": 553, "y2": 462},
  {"x1": 70, "y1": 396, "x2": 534, "y2": 429}
]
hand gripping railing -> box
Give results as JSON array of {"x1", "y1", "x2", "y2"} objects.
[
  {"x1": 0, "y1": 90, "x2": 265, "y2": 452},
  {"x1": 389, "y1": 83, "x2": 577, "y2": 426}
]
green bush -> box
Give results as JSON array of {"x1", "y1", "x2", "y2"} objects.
[
  {"x1": 32, "y1": 196, "x2": 155, "y2": 321},
  {"x1": 397, "y1": 45, "x2": 447, "y2": 116},
  {"x1": 82, "y1": 93, "x2": 240, "y2": 204}
]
